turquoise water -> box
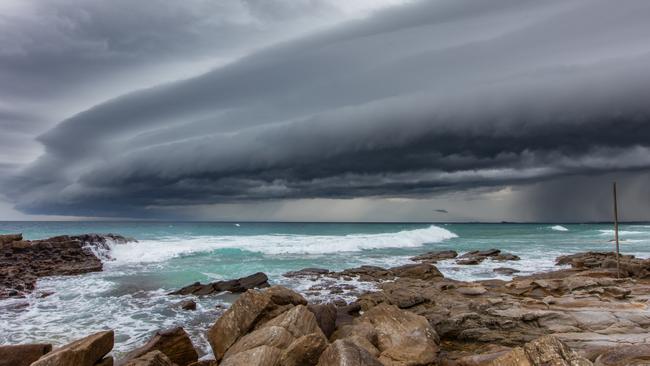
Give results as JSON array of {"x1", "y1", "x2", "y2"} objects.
[{"x1": 1, "y1": 221, "x2": 649, "y2": 356}]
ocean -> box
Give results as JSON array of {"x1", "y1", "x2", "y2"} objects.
[{"x1": 1, "y1": 221, "x2": 649, "y2": 356}]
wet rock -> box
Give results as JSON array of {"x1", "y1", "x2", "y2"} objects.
[
  {"x1": 178, "y1": 299, "x2": 196, "y2": 311},
  {"x1": 456, "y1": 249, "x2": 520, "y2": 265},
  {"x1": 119, "y1": 327, "x2": 198, "y2": 366},
  {"x1": 593, "y1": 344, "x2": 650, "y2": 365},
  {"x1": 494, "y1": 267, "x2": 520, "y2": 275},
  {"x1": 283, "y1": 268, "x2": 330, "y2": 277},
  {"x1": 487, "y1": 335, "x2": 592, "y2": 366},
  {"x1": 169, "y1": 272, "x2": 270, "y2": 295},
  {"x1": 357, "y1": 303, "x2": 439, "y2": 365},
  {"x1": 123, "y1": 351, "x2": 174, "y2": 366},
  {"x1": 410, "y1": 250, "x2": 458, "y2": 263},
  {"x1": 0, "y1": 234, "x2": 133, "y2": 299},
  {"x1": 308, "y1": 303, "x2": 338, "y2": 338},
  {"x1": 391, "y1": 263, "x2": 444, "y2": 281},
  {"x1": 220, "y1": 345, "x2": 282, "y2": 366},
  {"x1": 32, "y1": 330, "x2": 114, "y2": 366},
  {"x1": 317, "y1": 339, "x2": 384, "y2": 366},
  {"x1": 280, "y1": 333, "x2": 329, "y2": 366},
  {"x1": 0, "y1": 343, "x2": 52, "y2": 366},
  {"x1": 457, "y1": 258, "x2": 483, "y2": 265}
]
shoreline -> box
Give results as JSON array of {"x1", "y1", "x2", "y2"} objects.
[{"x1": 2, "y1": 232, "x2": 650, "y2": 364}]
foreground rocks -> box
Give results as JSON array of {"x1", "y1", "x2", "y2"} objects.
[
  {"x1": 0, "y1": 343, "x2": 52, "y2": 366},
  {"x1": 31, "y1": 330, "x2": 114, "y2": 366},
  {"x1": 0, "y1": 233, "x2": 134, "y2": 299},
  {"x1": 119, "y1": 327, "x2": 198, "y2": 366}
]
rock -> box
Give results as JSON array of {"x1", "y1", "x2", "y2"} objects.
[
  {"x1": 0, "y1": 343, "x2": 52, "y2": 366},
  {"x1": 308, "y1": 303, "x2": 338, "y2": 338},
  {"x1": 494, "y1": 267, "x2": 520, "y2": 275},
  {"x1": 317, "y1": 340, "x2": 384, "y2": 366},
  {"x1": 261, "y1": 305, "x2": 324, "y2": 338},
  {"x1": 96, "y1": 357, "x2": 114, "y2": 366},
  {"x1": 331, "y1": 323, "x2": 380, "y2": 357},
  {"x1": 494, "y1": 253, "x2": 521, "y2": 261},
  {"x1": 179, "y1": 299, "x2": 197, "y2": 311},
  {"x1": 390, "y1": 263, "x2": 444, "y2": 281},
  {"x1": 169, "y1": 272, "x2": 270, "y2": 295},
  {"x1": 265, "y1": 285, "x2": 308, "y2": 306},
  {"x1": 457, "y1": 258, "x2": 483, "y2": 265},
  {"x1": 187, "y1": 361, "x2": 218, "y2": 366},
  {"x1": 280, "y1": 333, "x2": 329, "y2": 366},
  {"x1": 594, "y1": 344, "x2": 650, "y2": 365},
  {"x1": 123, "y1": 351, "x2": 174, "y2": 366},
  {"x1": 457, "y1": 285, "x2": 488, "y2": 296},
  {"x1": 207, "y1": 286, "x2": 306, "y2": 360},
  {"x1": 119, "y1": 327, "x2": 198, "y2": 366},
  {"x1": 220, "y1": 345, "x2": 282, "y2": 366},
  {"x1": 31, "y1": 330, "x2": 114, "y2": 366},
  {"x1": 487, "y1": 335, "x2": 592, "y2": 366},
  {"x1": 283, "y1": 268, "x2": 330, "y2": 277},
  {"x1": 410, "y1": 250, "x2": 458, "y2": 263},
  {"x1": 0, "y1": 234, "x2": 132, "y2": 299},
  {"x1": 224, "y1": 326, "x2": 294, "y2": 359},
  {"x1": 384, "y1": 287, "x2": 426, "y2": 308},
  {"x1": 357, "y1": 303, "x2": 439, "y2": 366}
]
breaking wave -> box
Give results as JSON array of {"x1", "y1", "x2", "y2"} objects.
[{"x1": 550, "y1": 225, "x2": 569, "y2": 232}]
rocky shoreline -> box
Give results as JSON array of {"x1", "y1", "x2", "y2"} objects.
[{"x1": 2, "y1": 233, "x2": 650, "y2": 365}]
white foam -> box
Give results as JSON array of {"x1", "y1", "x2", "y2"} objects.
[
  {"x1": 550, "y1": 225, "x2": 568, "y2": 232},
  {"x1": 106, "y1": 225, "x2": 457, "y2": 264},
  {"x1": 598, "y1": 230, "x2": 646, "y2": 236}
]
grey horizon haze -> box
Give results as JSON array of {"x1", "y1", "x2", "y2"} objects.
[{"x1": 1, "y1": 0, "x2": 650, "y2": 222}]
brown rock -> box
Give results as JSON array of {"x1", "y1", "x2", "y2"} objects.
[
  {"x1": 280, "y1": 333, "x2": 329, "y2": 366},
  {"x1": 261, "y1": 305, "x2": 324, "y2": 338},
  {"x1": 187, "y1": 361, "x2": 218, "y2": 366},
  {"x1": 317, "y1": 340, "x2": 383, "y2": 366},
  {"x1": 331, "y1": 323, "x2": 380, "y2": 357},
  {"x1": 96, "y1": 357, "x2": 114, "y2": 366},
  {"x1": 357, "y1": 303, "x2": 439, "y2": 366},
  {"x1": 123, "y1": 351, "x2": 174, "y2": 366},
  {"x1": 220, "y1": 345, "x2": 282, "y2": 366},
  {"x1": 594, "y1": 344, "x2": 650, "y2": 366},
  {"x1": 494, "y1": 267, "x2": 520, "y2": 275},
  {"x1": 120, "y1": 327, "x2": 198, "y2": 366},
  {"x1": 0, "y1": 343, "x2": 52, "y2": 366},
  {"x1": 487, "y1": 335, "x2": 592, "y2": 366},
  {"x1": 308, "y1": 303, "x2": 338, "y2": 338},
  {"x1": 31, "y1": 330, "x2": 114, "y2": 366},
  {"x1": 179, "y1": 299, "x2": 197, "y2": 311},
  {"x1": 410, "y1": 250, "x2": 458, "y2": 263},
  {"x1": 390, "y1": 263, "x2": 444, "y2": 281},
  {"x1": 457, "y1": 285, "x2": 488, "y2": 296},
  {"x1": 265, "y1": 285, "x2": 308, "y2": 306},
  {"x1": 224, "y1": 326, "x2": 294, "y2": 359}
]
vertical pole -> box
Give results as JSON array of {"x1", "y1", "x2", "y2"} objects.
[{"x1": 613, "y1": 182, "x2": 620, "y2": 278}]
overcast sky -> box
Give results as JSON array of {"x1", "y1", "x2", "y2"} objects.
[{"x1": 1, "y1": 0, "x2": 650, "y2": 222}]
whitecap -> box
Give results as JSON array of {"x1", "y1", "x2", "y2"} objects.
[{"x1": 550, "y1": 225, "x2": 568, "y2": 232}]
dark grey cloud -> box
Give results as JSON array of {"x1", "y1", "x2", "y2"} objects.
[{"x1": 4, "y1": 0, "x2": 650, "y2": 220}]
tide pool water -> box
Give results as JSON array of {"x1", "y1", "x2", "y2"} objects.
[{"x1": 1, "y1": 221, "x2": 649, "y2": 356}]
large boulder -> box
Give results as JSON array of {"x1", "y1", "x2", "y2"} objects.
[
  {"x1": 331, "y1": 323, "x2": 380, "y2": 357},
  {"x1": 0, "y1": 343, "x2": 52, "y2": 366},
  {"x1": 119, "y1": 327, "x2": 198, "y2": 366},
  {"x1": 486, "y1": 335, "x2": 592, "y2": 366},
  {"x1": 356, "y1": 303, "x2": 439, "y2": 366},
  {"x1": 223, "y1": 326, "x2": 294, "y2": 359},
  {"x1": 280, "y1": 333, "x2": 329, "y2": 366},
  {"x1": 261, "y1": 305, "x2": 324, "y2": 338},
  {"x1": 317, "y1": 340, "x2": 383, "y2": 366},
  {"x1": 169, "y1": 272, "x2": 269, "y2": 295},
  {"x1": 123, "y1": 351, "x2": 174, "y2": 366},
  {"x1": 207, "y1": 286, "x2": 307, "y2": 360},
  {"x1": 390, "y1": 263, "x2": 444, "y2": 281},
  {"x1": 219, "y1": 345, "x2": 282, "y2": 366},
  {"x1": 31, "y1": 330, "x2": 114, "y2": 366}
]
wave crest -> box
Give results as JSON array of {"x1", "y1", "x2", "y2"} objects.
[{"x1": 106, "y1": 225, "x2": 457, "y2": 264}]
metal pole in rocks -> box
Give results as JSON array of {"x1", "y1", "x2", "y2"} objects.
[{"x1": 613, "y1": 182, "x2": 620, "y2": 279}]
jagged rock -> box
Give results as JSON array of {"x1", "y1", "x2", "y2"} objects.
[
  {"x1": 308, "y1": 303, "x2": 338, "y2": 338},
  {"x1": 331, "y1": 323, "x2": 381, "y2": 357},
  {"x1": 280, "y1": 333, "x2": 329, "y2": 366},
  {"x1": 357, "y1": 303, "x2": 439, "y2": 366},
  {"x1": 31, "y1": 330, "x2": 114, "y2": 366},
  {"x1": 0, "y1": 343, "x2": 52, "y2": 366},
  {"x1": 260, "y1": 305, "x2": 324, "y2": 338},
  {"x1": 317, "y1": 340, "x2": 384, "y2": 366},
  {"x1": 456, "y1": 249, "x2": 520, "y2": 265},
  {"x1": 169, "y1": 272, "x2": 270, "y2": 295},
  {"x1": 96, "y1": 357, "x2": 114, "y2": 366},
  {"x1": 119, "y1": 327, "x2": 198, "y2": 366},
  {"x1": 207, "y1": 286, "x2": 307, "y2": 360},
  {"x1": 384, "y1": 287, "x2": 426, "y2": 308},
  {"x1": 123, "y1": 351, "x2": 174, "y2": 366},
  {"x1": 487, "y1": 335, "x2": 592, "y2": 365},
  {"x1": 494, "y1": 267, "x2": 520, "y2": 275},
  {"x1": 457, "y1": 258, "x2": 483, "y2": 265},
  {"x1": 283, "y1": 268, "x2": 331, "y2": 277},
  {"x1": 265, "y1": 285, "x2": 308, "y2": 306},
  {"x1": 593, "y1": 344, "x2": 650, "y2": 365},
  {"x1": 220, "y1": 345, "x2": 282, "y2": 366},
  {"x1": 410, "y1": 250, "x2": 458, "y2": 263}
]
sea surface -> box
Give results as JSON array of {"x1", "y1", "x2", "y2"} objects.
[{"x1": 1, "y1": 221, "x2": 649, "y2": 356}]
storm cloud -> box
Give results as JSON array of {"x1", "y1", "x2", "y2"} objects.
[{"x1": 3, "y1": 0, "x2": 650, "y2": 220}]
